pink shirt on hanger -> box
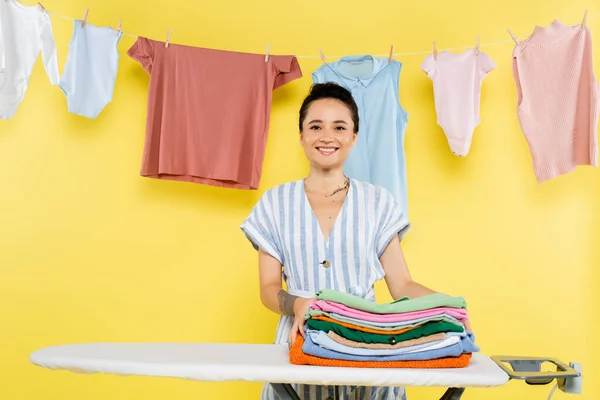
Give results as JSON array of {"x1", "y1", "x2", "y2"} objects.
[{"x1": 127, "y1": 37, "x2": 302, "y2": 189}]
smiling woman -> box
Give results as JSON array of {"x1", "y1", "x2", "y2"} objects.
[{"x1": 240, "y1": 83, "x2": 446, "y2": 400}]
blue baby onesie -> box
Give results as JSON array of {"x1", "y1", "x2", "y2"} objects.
[
  {"x1": 313, "y1": 56, "x2": 410, "y2": 228},
  {"x1": 59, "y1": 20, "x2": 122, "y2": 118}
]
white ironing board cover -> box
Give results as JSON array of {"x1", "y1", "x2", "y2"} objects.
[{"x1": 30, "y1": 343, "x2": 509, "y2": 388}]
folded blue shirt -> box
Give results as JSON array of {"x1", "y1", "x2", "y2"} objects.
[
  {"x1": 307, "y1": 329, "x2": 450, "y2": 356},
  {"x1": 302, "y1": 330, "x2": 479, "y2": 362}
]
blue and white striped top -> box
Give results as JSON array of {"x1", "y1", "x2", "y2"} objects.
[{"x1": 241, "y1": 178, "x2": 410, "y2": 400}]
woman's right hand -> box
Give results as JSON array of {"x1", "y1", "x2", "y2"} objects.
[{"x1": 288, "y1": 297, "x2": 315, "y2": 347}]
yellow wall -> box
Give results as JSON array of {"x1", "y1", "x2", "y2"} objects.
[{"x1": 1, "y1": 0, "x2": 599, "y2": 398}]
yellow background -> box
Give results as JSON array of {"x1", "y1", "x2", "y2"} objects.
[{"x1": 1, "y1": 0, "x2": 598, "y2": 398}]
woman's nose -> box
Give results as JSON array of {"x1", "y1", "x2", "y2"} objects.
[{"x1": 319, "y1": 131, "x2": 335, "y2": 142}]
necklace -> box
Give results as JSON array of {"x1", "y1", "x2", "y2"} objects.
[
  {"x1": 325, "y1": 177, "x2": 350, "y2": 197},
  {"x1": 305, "y1": 176, "x2": 350, "y2": 198}
]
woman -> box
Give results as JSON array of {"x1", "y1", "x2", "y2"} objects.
[{"x1": 242, "y1": 83, "x2": 444, "y2": 400}]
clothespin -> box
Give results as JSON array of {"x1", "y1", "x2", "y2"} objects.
[
  {"x1": 116, "y1": 19, "x2": 122, "y2": 36},
  {"x1": 433, "y1": 41, "x2": 438, "y2": 61},
  {"x1": 388, "y1": 45, "x2": 394, "y2": 64},
  {"x1": 507, "y1": 29, "x2": 519, "y2": 44},
  {"x1": 37, "y1": 2, "x2": 46, "y2": 11},
  {"x1": 582, "y1": 10, "x2": 588, "y2": 28},
  {"x1": 165, "y1": 29, "x2": 172, "y2": 48},
  {"x1": 475, "y1": 36, "x2": 480, "y2": 55},
  {"x1": 318, "y1": 47, "x2": 326, "y2": 65},
  {"x1": 81, "y1": 8, "x2": 88, "y2": 27},
  {"x1": 265, "y1": 43, "x2": 270, "y2": 62}
]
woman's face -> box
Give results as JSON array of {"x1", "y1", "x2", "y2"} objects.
[{"x1": 300, "y1": 99, "x2": 357, "y2": 170}]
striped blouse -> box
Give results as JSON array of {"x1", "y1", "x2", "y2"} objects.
[{"x1": 241, "y1": 178, "x2": 410, "y2": 400}]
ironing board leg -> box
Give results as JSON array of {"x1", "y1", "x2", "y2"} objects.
[
  {"x1": 271, "y1": 383, "x2": 301, "y2": 400},
  {"x1": 270, "y1": 383, "x2": 465, "y2": 400},
  {"x1": 439, "y1": 387, "x2": 465, "y2": 400}
]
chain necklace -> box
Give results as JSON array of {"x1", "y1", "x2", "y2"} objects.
[
  {"x1": 325, "y1": 176, "x2": 350, "y2": 197},
  {"x1": 305, "y1": 176, "x2": 350, "y2": 198}
]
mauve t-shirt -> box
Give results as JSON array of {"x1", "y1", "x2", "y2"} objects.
[{"x1": 127, "y1": 37, "x2": 302, "y2": 189}]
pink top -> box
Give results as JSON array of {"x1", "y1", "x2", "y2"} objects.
[
  {"x1": 127, "y1": 37, "x2": 302, "y2": 189},
  {"x1": 311, "y1": 300, "x2": 468, "y2": 322},
  {"x1": 512, "y1": 20, "x2": 599, "y2": 182}
]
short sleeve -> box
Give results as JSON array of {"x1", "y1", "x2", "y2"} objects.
[
  {"x1": 240, "y1": 190, "x2": 284, "y2": 264},
  {"x1": 420, "y1": 54, "x2": 436, "y2": 76},
  {"x1": 478, "y1": 51, "x2": 496, "y2": 75},
  {"x1": 273, "y1": 56, "x2": 303, "y2": 90},
  {"x1": 376, "y1": 189, "x2": 410, "y2": 257},
  {"x1": 127, "y1": 36, "x2": 155, "y2": 74}
]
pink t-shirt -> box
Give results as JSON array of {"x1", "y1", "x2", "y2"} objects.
[
  {"x1": 127, "y1": 37, "x2": 302, "y2": 189},
  {"x1": 311, "y1": 300, "x2": 469, "y2": 322}
]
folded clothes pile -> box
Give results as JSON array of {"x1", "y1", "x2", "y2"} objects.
[{"x1": 289, "y1": 289, "x2": 478, "y2": 368}]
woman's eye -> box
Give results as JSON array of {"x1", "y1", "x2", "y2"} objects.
[
  {"x1": 335, "y1": 126, "x2": 346, "y2": 130},
  {"x1": 310, "y1": 126, "x2": 321, "y2": 130}
]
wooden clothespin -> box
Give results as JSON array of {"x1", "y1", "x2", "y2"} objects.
[
  {"x1": 116, "y1": 19, "x2": 122, "y2": 36},
  {"x1": 582, "y1": 10, "x2": 588, "y2": 28},
  {"x1": 265, "y1": 43, "x2": 270, "y2": 62},
  {"x1": 37, "y1": 2, "x2": 46, "y2": 11},
  {"x1": 475, "y1": 36, "x2": 480, "y2": 55},
  {"x1": 318, "y1": 47, "x2": 326, "y2": 65},
  {"x1": 433, "y1": 41, "x2": 438, "y2": 61},
  {"x1": 165, "y1": 29, "x2": 172, "y2": 48},
  {"x1": 388, "y1": 45, "x2": 394, "y2": 64},
  {"x1": 507, "y1": 29, "x2": 519, "y2": 44},
  {"x1": 81, "y1": 8, "x2": 88, "y2": 27}
]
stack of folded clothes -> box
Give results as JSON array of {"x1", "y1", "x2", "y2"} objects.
[{"x1": 289, "y1": 289, "x2": 478, "y2": 368}]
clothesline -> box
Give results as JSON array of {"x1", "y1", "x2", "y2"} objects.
[{"x1": 47, "y1": 7, "x2": 600, "y2": 59}]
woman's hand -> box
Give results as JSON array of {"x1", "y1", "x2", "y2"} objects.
[{"x1": 288, "y1": 297, "x2": 315, "y2": 347}]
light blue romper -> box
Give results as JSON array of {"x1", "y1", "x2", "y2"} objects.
[
  {"x1": 59, "y1": 20, "x2": 122, "y2": 118},
  {"x1": 312, "y1": 57, "x2": 409, "y2": 229},
  {"x1": 241, "y1": 178, "x2": 410, "y2": 400}
]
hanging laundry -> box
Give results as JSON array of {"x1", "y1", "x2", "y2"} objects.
[
  {"x1": 512, "y1": 19, "x2": 599, "y2": 183},
  {"x1": 421, "y1": 49, "x2": 495, "y2": 156},
  {"x1": 0, "y1": 0, "x2": 59, "y2": 119},
  {"x1": 127, "y1": 37, "x2": 302, "y2": 189},
  {"x1": 312, "y1": 56, "x2": 410, "y2": 227},
  {"x1": 59, "y1": 20, "x2": 122, "y2": 118}
]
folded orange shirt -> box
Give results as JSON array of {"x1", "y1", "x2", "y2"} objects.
[
  {"x1": 289, "y1": 335, "x2": 471, "y2": 368},
  {"x1": 312, "y1": 315, "x2": 416, "y2": 335}
]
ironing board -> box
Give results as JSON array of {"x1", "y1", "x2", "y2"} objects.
[{"x1": 30, "y1": 342, "x2": 513, "y2": 399}]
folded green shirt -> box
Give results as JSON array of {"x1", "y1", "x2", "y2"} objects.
[
  {"x1": 306, "y1": 319, "x2": 464, "y2": 344},
  {"x1": 315, "y1": 289, "x2": 467, "y2": 314}
]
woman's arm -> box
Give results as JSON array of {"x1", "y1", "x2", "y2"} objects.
[
  {"x1": 258, "y1": 248, "x2": 314, "y2": 344},
  {"x1": 380, "y1": 236, "x2": 473, "y2": 331},
  {"x1": 258, "y1": 248, "x2": 289, "y2": 315},
  {"x1": 379, "y1": 235, "x2": 437, "y2": 300}
]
